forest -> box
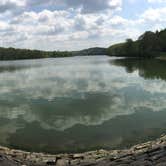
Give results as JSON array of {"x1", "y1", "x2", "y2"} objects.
[
  {"x1": 0, "y1": 47, "x2": 72, "y2": 60},
  {"x1": 107, "y1": 28, "x2": 166, "y2": 57},
  {"x1": 0, "y1": 28, "x2": 166, "y2": 60}
]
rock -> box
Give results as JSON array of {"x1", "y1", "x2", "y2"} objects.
[
  {"x1": 130, "y1": 160, "x2": 153, "y2": 166},
  {"x1": 0, "y1": 155, "x2": 21, "y2": 166},
  {"x1": 56, "y1": 159, "x2": 69, "y2": 166},
  {"x1": 156, "y1": 162, "x2": 166, "y2": 166},
  {"x1": 73, "y1": 154, "x2": 84, "y2": 159},
  {"x1": 0, "y1": 135, "x2": 166, "y2": 165},
  {"x1": 70, "y1": 159, "x2": 80, "y2": 165},
  {"x1": 46, "y1": 160, "x2": 57, "y2": 165}
]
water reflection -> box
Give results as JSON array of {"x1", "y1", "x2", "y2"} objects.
[
  {"x1": 0, "y1": 56, "x2": 166, "y2": 153},
  {"x1": 111, "y1": 58, "x2": 166, "y2": 80},
  {"x1": 0, "y1": 59, "x2": 45, "y2": 73},
  {"x1": 5, "y1": 109, "x2": 166, "y2": 153}
]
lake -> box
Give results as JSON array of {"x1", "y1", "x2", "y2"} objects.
[{"x1": 0, "y1": 56, "x2": 166, "y2": 154}]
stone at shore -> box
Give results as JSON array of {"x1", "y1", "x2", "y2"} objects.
[{"x1": 0, "y1": 135, "x2": 166, "y2": 166}]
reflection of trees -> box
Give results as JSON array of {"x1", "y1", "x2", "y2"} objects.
[
  {"x1": 0, "y1": 63, "x2": 42, "y2": 73},
  {"x1": 111, "y1": 58, "x2": 166, "y2": 81},
  {"x1": 6, "y1": 109, "x2": 166, "y2": 153},
  {"x1": 0, "y1": 65, "x2": 27, "y2": 73}
]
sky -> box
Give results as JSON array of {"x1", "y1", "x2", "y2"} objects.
[{"x1": 0, "y1": 0, "x2": 166, "y2": 51}]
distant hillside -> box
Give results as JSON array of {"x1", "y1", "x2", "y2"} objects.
[
  {"x1": 72, "y1": 47, "x2": 107, "y2": 56},
  {"x1": 107, "y1": 28, "x2": 166, "y2": 58},
  {"x1": 0, "y1": 47, "x2": 72, "y2": 60},
  {"x1": 0, "y1": 28, "x2": 166, "y2": 60},
  {"x1": 0, "y1": 47, "x2": 107, "y2": 61}
]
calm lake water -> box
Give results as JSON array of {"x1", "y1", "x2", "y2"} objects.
[{"x1": 0, "y1": 56, "x2": 166, "y2": 153}]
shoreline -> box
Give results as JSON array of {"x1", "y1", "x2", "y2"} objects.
[{"x1": 0, "y1": 135, "x2": 166, "y2": 166}]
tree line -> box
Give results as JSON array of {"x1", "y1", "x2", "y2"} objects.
[
  {"x1": 0, "y1": 28, "x2": 166, "y2": 60},
  {"x1": 107, "y1": 28, "x2": 166, "y2": 57},
  {"x1": 0, "y1": 47, "x2": 108, "y2": 60},
  {"x1": 0, "y1": 47, "x2": 72, "y2": 60}
]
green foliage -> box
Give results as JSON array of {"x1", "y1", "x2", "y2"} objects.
[
  {"x1": 72, "y1": 47, "x2": 107, "y2": 56},
  {"x1": 1, "y1": 28, "x2": 166, "y2": 60},
  {"x1": 107, "y1": 43, "x2": 126, "y2": 56},
  {"x1": 0, "y1": 47, "x2": 72, "y2": 60},
  {"x1": 0, "y1": 47, "x2": 107, "y2": 60},
  {"x1": 107, "y1": 28, "x2": 166, "y2": 58}
]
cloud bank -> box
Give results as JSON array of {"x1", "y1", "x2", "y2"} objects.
[{"x1": 0, "y1": 0, "x2": 165, "y2": 50}]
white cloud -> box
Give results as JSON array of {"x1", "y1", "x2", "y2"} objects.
[
  {"x1": 139, "y1": 7, "x2": 166, "y2": 31},
  {"x1": 148, "y1": 0, "x2": 166, "y2": 3},
  {"x1": 0, "y1": 0, "x2": 165, "y2": 50},
  {"x1": 141, "y1": 7, "x2": 166, "y2": 22},
  {"x1": 0, "y1": 0, "x2": 25, "y2": 14},
  {"x1": 26, "y1": 0, "x2": 122, "y2": 13}
]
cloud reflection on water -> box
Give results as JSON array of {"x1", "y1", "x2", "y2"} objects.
[{"x1": 0, "y1": 56, "x2": 166, "y2": 152}]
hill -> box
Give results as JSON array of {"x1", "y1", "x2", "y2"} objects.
[
  {"x1": 0, "y1": 47, "x2": 72, "y2": 60},
  {"x1": 0, "y1": 47, "x2": 107, "y2": 61},
  {"x1": 0, "y1": 28, "x2": 166, "y2": 60},
  {"x1": 72, "y1": 47, "x2": 107, "y2": 56},
  {"x1": 107, "y1": 28, "x2": 166, "y2": 58}
]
